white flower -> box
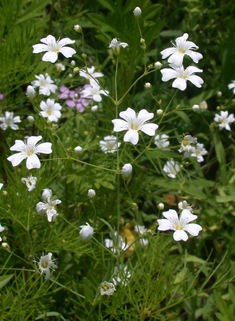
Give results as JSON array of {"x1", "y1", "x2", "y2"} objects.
[
  {"x1": 82, "y1": 82, "x2": 109, "y2": 102},
  {"x1": 178, "y1": 135, "x2": 197, "y2": 157},
  {"x1": 0, "y1": 111, "x2": 21, "y2": 130},
  {"x1": 121, "y1": 163, "x2": 132, "y2": 178},
  {"x1": 79, "y1": 66, "x2": 103, "y2": 84},
  {"x1": 79, "y1": 222, "x2": 94, "y2": 242},
  {"x1": 154, "y1": 134, "x2": 170, "y2": 149},
  {"x1": 199, "y1": 100, "x2": 207, "y2": 111},
  {"x1": 21, "y1": 175, "x2": 37, "y2": 192},
  {"x1": 26, "y1": 85, "x2": 36, "y2": 99},
  {"x1": 105, "y1": 232, "x2": 128, "y2": 254},
  {"x1": 160, "y1": 33, "x2": 203, "y2": 67},
  {"x1": 133, "y1": 7, "x2": 141, "y2": 16},
  {"x1": 36, "y1": 252, "x2": 57, "y2": 279},
  {"x1": 134, "y1": 225, "x2": 146, "y2": 235},
  {"x1": 27, "y1": 116, "x2": 34, "y2": 123},
  {"x1": 163, "y1": 161, "x2": 180, "y2": 178},
  {"x1": 88, "y1": 189, "x2": 96, "y2": 198},
  {"x1": 33, "y1": 35, "x2": 76, "y2": 63},
  {"x1": 139, "y1": 238, "x2": 149, "y2": 247},
  {"x1": 7, "y1": 136, "x2": 52, "y2": 170},
  {"x1": 36, "y1": 188, "x2": 61, "y2": 222},
  {"x1": 157, "y1": 209, "x2": 202, "y2": 241},
  {"x1": 39, "y1": 99, "x2": 62, "y2": 122},
  {"x1": 154, "y1": 61, "x2": 162, "y2": 69},
  {"x1": 0, "y1": 223, "x2": 4, "y2": 242},
  {"x1": 31, "y1": 74, "x2": 57, "y2": 96},
  {"x1": 108, "y1": 38, "x2": 128, "y2": 55},
  {"x1": 161, "y1": 64, "x2": 203, "y2": 91},
  {"x1": 228, "y1": 80, "x2": 235, "y2": 94},
  {"x1": 178, "y1": 200, "x2": 193, "y2": 212},
  {"x1": 0, "y1": 183, "x2": 3, "y2": 190},
  {"x1": 99, "y1": 135, "x2": 121, "y2": 154},
  {"x1": 214, "y1": 111, "x2": 235, "y2": 131},
  {"x1": 112, "y1": 108, "x2": 158, "y2": 145},
  {"x1": 112, "y1": 264, "x2": 131, "y2": 286},
  {"x1": 74, "y1": 146, "x2": 83, "y2": 154},
  {"x1": 192, "y1": 104, "x2": 200, "y2": 111},
  {"x1": 74, "y1": 24, "x2": 82, "y2": 33},
  {"x1": 100, "y1": 281, "x2": 116, "y2": 296},
  {"x1": 191, "y1": 143, "x2": 207, "y2": 162},
  {"x1": 56, "y1": 63, "x2": 65, "y2": 71}
]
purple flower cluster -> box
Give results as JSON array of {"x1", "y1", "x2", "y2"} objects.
[{"x1": 58, "y1": 85, "x2": 91, "y2": 112}]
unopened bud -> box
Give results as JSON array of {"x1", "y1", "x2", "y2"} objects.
[
  {"x1": 192, "y1": 104, "x2": 199, "y2": 111},
  {"x1": 88, "y1": 189, "x2": 96, "y2": 198},
  {"x1": 133, "y1": 7, "x2": 142, "y2": 17},
  {"x1": 70, "y1": 60, "x2": 76, "y2": 66},
  {"x1": 73, "y1": 67, "x2": 80, "y2": 73},
  {"x1": 158, "y1": 203, "x2": 164, "y2": 210},
  {"x1": 27, "y1": 116, "x2": 34, "y2": 123},
  {"x1": 121, "y1": 163, "x2": 133, "y2": 178},
  {"x1": 91, "y1": 105, "x2": 98, "y2": 112},
  {"x1": 75, "y1": 146, "x2": 83, "y2": 154},
  {"x1": 26, "y1": 85, "x2": 36, "y2": 99},
  {"x1": 81, "y1": 53, "x2": 87, "y2": 59},
  {"x1": 74, "y1": 24, "x2": 82, "y2": 33},
  {"x1": 157, "y1": 109, "x2": 163, "y2": 116},
  {"x1": 154, "y1": 61, "x2": 162, "y2": 69},
  {"x1": 144, "y1": 82, "x2": 152, "y2": 89}
]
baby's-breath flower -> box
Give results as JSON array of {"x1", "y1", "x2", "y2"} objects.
[
  {"x1": 33, "y1": 35, "x2": 76, "y2": 63},
  {"x1": 154, "y1": 134, "x2": 170, "y2": 149},
  {"x1": 21, "y1": 175, "x2": 37, "y2": 192},
  {"x1": 56, "y1": 63, "x2": 65, "y2": 71},
  {"x1": 178, "y1": 200, "x2": 193, "y2": 212},
  {"x1": 36, "y1": 189, "x2": 61, "y2": 222},
  {"x1": 99, "y1": 135, "x2": 121, "y2": 154},
  {"x1": 178, "y1": 135, "x2": 197, "y2": 157},
  {"x1": 214, "y1": 111, "x2": 235, "y2": 131},
  {"x1": 0, "y1": 223, "x2": 4, "y2": 242},
  {"x1": 0, "y1": 183, "x2": 3, "y2": 190},
  {"x1": 163, "y1": 161, "x2": 180, "y2": 179},
  {"x1": 31, "y1": 74, "x2": 57, "y2": 96},
  {"x1": 157, "y1": 209, "x2": 202, "y2": 241},
  {"x1": 100, "y1": 281, "x2": 116, "y2": 296},
  {"x1": 79, "y1": 66, "x2": 103, "y2": 84},
  {"x1": 191, "y1": 143, "x2": 207, "y2": 162},
  {"x1": 35, "y1": 252, "x2": 58, "y2": 279},
  {"x1": 199, "y1": 100, "x2": 207, "y2": 111},
  {"x1": 228, "y1": 80, "x2": 235, "y2": 94},
  {"x1": 134, "y1": 225, "x2": 147, "y2": 235},
  {"x1": 82, "y1": 81, "x2": 109, "y2": 102},
  {"x1": 108, "y1": 38, "x2": 128, "y2": 55},
  {"x1": 91, "y1": 105, "x2": 98, "y2": 112},
  {"x1": 112, "y1": 264, "x2": 131, "y2": 286},
  {"x1": 39, "y1": 99, "x2": 62, "y2": 122},
  {"x1": 0, "y1": 111, "x2": 21, "y2": 130}
]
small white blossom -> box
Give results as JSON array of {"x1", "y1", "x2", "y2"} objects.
[
  {"x1": 161, "y1": 33, "x2": 203, "y2": 67},
  {"x1": 192, "y1": 104, "x2": 200, "y2": 111},
  {"x1": 199, "y1": 100, "x2": 208, "y2": 111},
  {"x1": 133, "y1": 7, "x2": 141, "y2": 17},
  {"x1": 31, "y1": 74, "x2": 57, "y2": 96},
  {"x1": 74, "y1": 146, "x2": 83, "y2": 154},
  {"x1": 26, "y1": 85, "x2": 36, "y2": 99},
  {"x1": 21, "y1": 175, "x2": 37, "y2": 192},
  {"x1": 163, "y1": 160, "x2": 180, "y2": 179},
  {"x1": 27, "y1": 116, "x2": 34, "y2": 123},
  {"x1": 154, "y1": 134, "x2": 170, "y2": 149},
  {"x1": 0, "y1": 111, "x2": 21, "y2": 130},
  {"x1": 33, "y1": 35, "x2": 76, "y2": 63},
  {"x1": 178, "y1": 135, "x2": 197, "y2": 157},
  {"x1": 191, "y1": 143, "x2": 207, "y2": 162},
  {"x1": 154, "y1": 61, "x2": 162, "y2": 69},
  {"x1": 88, "y1": 189, "x2": 96, "y2": 198},
  {"x1": 112, "y1": 264, "x2": 131, "y2": 286},
  {"x1": 36, "y1": 188, "x2": 61, "y2": 222},
  {"x1": 82, "y1": 82, "x2": 109, "y2": 102},
  {"x1": 134, "y1": 225, "x2": 147, "y2": 235},
  {"x1": 7, "y1": 136, "x2": 52, "y2": 170},
  {"x1": 39, "y1": 99, "x2": 62, "y2": 122},
  {"x1": 112, "y1": 107, "x2": 158, "y2": 145},
  {"x1": 105, "y1": 232, "x2": 128, "y2": 254},
  {"x1": 121, "y1": 163, "x2": 132, "y2": 178},
  {"x1": 157, "y1": 209, "x2": 202, "y2": 241},
  {"x1": 108, "y1": 38, "x2": 128, "y2": 55},
  {"x1": 74, "y1": 24, "x2": 82, "y2": 33},
  {"x1": 0, "y1": 223, "x2": 4, "y2": 242},
  {"x1": 139, "y1": 238, "x2": 149, "y2": 247},
  {"x1": 161, "y1": 64, "x2": 203, "y2": 91},
  {"x1": 214, "y1": 111, "x2": 235, "y2": 131},
  {"x1": 79, "y1": 66, "x2": 103, "y2": 84},
  {"x1": 178, "y1": 200, "x2": 193, "y2": 212},
  {"x1": 56, "y1": 63, "x2": 65, "y2": 71},
  {"x1": 99, "y1": 135, "x2": 121, "y2": 154},
  {"x1": 36, "y1": 252, "x2": 57, "y2": 279},
  {"x1": 100, "y1": 281, "x2": 116, "y2": 296},
  {"x1": 228, "y1": 80, "x2": 235, "y2": 94},
  {"x1": 79, "y1": 222, "x2": 94, "y2": 242}
]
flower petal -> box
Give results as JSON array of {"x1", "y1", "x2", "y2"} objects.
[
  {"x1": 173, "y1": 230, "x2": 188, "y2": 241},
  {"x1": 27, "y1": 136, "x2": 42, "y2": 146},
  {"x1": 32, "y1": 44, "x2": 48, "y2": 53},
  {"x1": 7, "y1": 153, "x2": 26, "y2": 167},
  {"x1": 187, "y1": 75, "x2": 204, "y2": 88},
  {"x1": 36, "y1": 142, "x2": 52, "y2": 154},
  {"x1": 112, "y1": 119, "x2": 129, "y2": 132},
  {"x1": 161, "y1": 68, "x2": 178, "y2": 82},
  {"x1": 141, "y1": 123, "x2": 158, "y2": 136},
  {"x1": 180, "y1": 209, "x2": 197, "y2": 223},
  {"x1": 26, "y1": 154, "x2": 41, "y2": 170},
  {"x1": 172, "y1": 78, "x2": 187, "y2": 91},
  {"x1": 59, "y1": 47, "x2": 76, "y2": 58},
  {"x1": 42, "y1": 51, "x2": 58, "y2": 63},
  {"x1": 184, "y1": 223, "x2": 202, "y2": 236},
  {"x1": 157, "y1": 219, "x2": 173, "y2": 231},
  {"x1": 124, "y1": 129, "x2": 139, "y2": 145},
  {"x1": 162, "y1": 209, "x2": 178, "y2": 221}
]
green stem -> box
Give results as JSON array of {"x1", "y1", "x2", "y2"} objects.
[{"x1": 49, "y1": 279, "x2": 85, "y2": 299}]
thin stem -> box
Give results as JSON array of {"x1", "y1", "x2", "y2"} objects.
[{"x1": 49, "y1": 279, "x2": 85, "y2": 299}]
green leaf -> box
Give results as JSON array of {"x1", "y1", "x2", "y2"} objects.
[
  {"x1": 35, "y1": 312, "x2": 66, "y2": 320},
  {"x1": 0, "y1": 274, "x2": 14, "y2": 289},
  {"x1": 83, "y1": 278, "x2": 94, "y2": 303},
  {"x1": 215, "y1": 195, "x2": 235, "y2": 203}
]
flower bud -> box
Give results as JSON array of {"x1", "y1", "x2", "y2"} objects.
[
  {"x1": 74, "y1": 93, "x2": 79, "y2": 99},
  {"x1": 192, "y1": 104, "x2": 200, "y2": 111},
  {"x1": 2, "y1": 242, "x2": 10, "y2": 251},
  {"x1": 88, "y1": 189, "x2": 96, "y2": 198},
  {"x1": 217, "y1": 91, "x2": 222, "y2": 97},
  {"x1": 74, "y1": 24, "x2": 82, "y2": 33},
  {"x1": 121, "y1": 163, "x2": 133, "y2": 178},
  {"x1": 158, "y1": 203, "x2": 164, "y2": 210},
  {"x1": 75, "y1": 146, "x2": 82, "y2": 154},
  {"x1": 144, "y1": 82, "x2": 152, "y2": 89},
  {"x1": 79, "y1": 222, "x2": 94, "y2": 242},
  {"x1": 154, "y1": 61, "x2": 162, "y2": 69},
  {"x1": 133, "y1": 7, "x2": 142, "y2": 17},
  {"x1": 157, "y1": 109, "x2": 163, "y2": 116},
  {"x1": 27, "y1": 116, "x2": 34, "y2": 123},
  {"x1": 26, "y1": 85, "x2": 36, "y2": 99},
  {"x1": 70, "y1": 60, "x2": 76, "y2": 66},
  {"x1": 73, "y1": 67, "x2": 79, "y2": 73},
  {"x1": 91, "y1": 105, "x2": 98, "y2": 112},
  {"x1": 68, "y1": 73, "x2": 73, "y2": 78}
]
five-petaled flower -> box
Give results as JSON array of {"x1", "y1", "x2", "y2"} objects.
[
  {"x1": 35, "y1": 252, "x2": 58, "y2": 279},
  {"x1": 7, "y1": 136, "x2": 52, "y2": 170},
  {"x1": 39, "y1": 99, "x2": 62, "y2": 122},
  {"x1": 0, "y1": 111, "x2": 21, "y2": 130},
  {"x1": 157, "y1": 209, "x2": 202, "y2": 241},
  {"x1": 191, "y1": 143, "x2": 207, "y2": 162},
  {"x1": 33, "y1": 35, "x2": 76, "y2": 63},
  {"x1": 100, "y1": 281, "x2": 116, "y2": 296},
  {"x1": 163, "y1": 160, "x2": 180, "y2": 179},
  {"x1": 154, "y1": 134, "x2": 170, "y2": 149},
  {"x1": 112, "y1": 108, "x2": 158, "y2": 145},
  {"x1": 178, "y1": 134, "x2": 197, "y2": 157},
  {"x1": 21, "y1": 175, "x2": 37, "y2": 192},
  {"x1": 108, "y1": 38, "x2": 128, "y2": 55},
  {"x1": 31, "y1": 74, "x2": 57, "y2": 96},
  {"x1": 214, "y1": 111, "x2": 235, "y2": 131},
  {"x1": 99, "y1": 135, "x2": 121, "y2": 154},
  {"x1": 79, "y1": 66, "x2": 103, "y2": 84},
  {"x1": 161, "y1": 64, "x2": 203, "y2": 91},
  {"x1": 36, "y1": 188, "x2": 61, "y2": 222},
  {"x1": 82, "y1": 81, "x2": 109, "y2": 102},
  {"x1": 161, "y1": 33, "x2": 203, "y2": 67}
]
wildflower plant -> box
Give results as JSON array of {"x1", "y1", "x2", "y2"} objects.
[{"x1": 1, "y1": 1, "x2": 235, "y2": 320}]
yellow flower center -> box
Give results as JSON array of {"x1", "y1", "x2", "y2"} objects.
[
  {"x1": 182, "y1": 139, "x2": 188, "y2": 146},
  {"x1": 41, "y1": 261, "x2": 49, "y2": 268},
  {"x1": 131, "y1": 124, "x2": 138, "y2": 130},
  {"x1": 102, "y1": 284, "x2": 109, "y2": 291},
  {"x1": 47, "y1": 110, "x2": 52, "y2": 115}
]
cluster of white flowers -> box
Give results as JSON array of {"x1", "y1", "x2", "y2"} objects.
[
  {"x1": 134, "y1": 225, "x2": 148, "y2": 246},
  {"x1": 160, "y1": 33, "x2": 203, "y2": 90},
  {"x1": 192, "y1": 100, "x2": 208, "y2": 112},
  {"x1": 105, "y1": 232, "x2": 128, "y2": 254},
  {"x1": 36, "y1": 188, "x2": 61, "y2": 222},
  {"x1": 179, "y1": 135, "x2": 207, "y2": 162},
  {"x1": 112, "y1": 264, "x2": 131, "y2": 286}
]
